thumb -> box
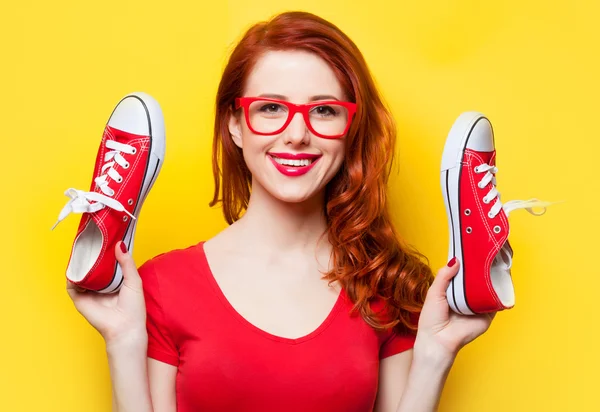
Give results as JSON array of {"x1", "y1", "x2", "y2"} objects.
[
  {"x1": 115, "y1": 241, "x2": 142, "y2": 291},
  {"x1": 427, "y1": 257, "x2": 460, "y2": 300}
]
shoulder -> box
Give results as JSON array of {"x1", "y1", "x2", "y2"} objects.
[
  {"x1": 142, "y1": 241, "x2": 203, "y2": 266},
  {"x1": 367, "y1": 296, "x2": 419, "y2": 352},
  {"x1": 138, "y1": 241, "x2": 203, "y2": 274},
  {"x1": 137, "y1": 241, "x2": 207, "y2": 294}
]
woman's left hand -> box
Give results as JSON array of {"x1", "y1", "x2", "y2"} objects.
[{"x1": 415, "y1": 258, "x2": 496, "y2": 361}]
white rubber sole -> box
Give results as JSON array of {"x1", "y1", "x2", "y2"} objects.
[
  {"x1": 441, "y1": 112, "x2": 488, "y2": 315},
  {"x1": 98, "y1": 92, "x2": 165, "y2": 293}
]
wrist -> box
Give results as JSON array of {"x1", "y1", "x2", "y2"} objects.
[
  {"x1": 105, "y1": 330, "x2": 148, "y2": 356},
  {"x1": 413, "y1": 336, "x2": 456, "y2": 371}
]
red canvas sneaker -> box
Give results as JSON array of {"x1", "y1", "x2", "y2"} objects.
[
  {"x1": 52, "y1": 92, "x2": 165, "y2": 293},
  {"x1": 441, "y1": 112, "x2": 550, "y2": 314}
]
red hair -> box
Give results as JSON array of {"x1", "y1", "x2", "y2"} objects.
[{"x1": 209, "y1": 11, "x2": 434, "y2": 334}]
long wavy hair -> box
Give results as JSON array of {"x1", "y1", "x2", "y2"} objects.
[{"x1": 209, "y1": 11, "x2": 434, "y2": 334}]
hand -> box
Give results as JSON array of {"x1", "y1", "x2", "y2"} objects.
[
  {"x1": 415, "y1": 258, "x2": 496, "y2": 360},
  {"x1": 67, "y1": 241, "x2": 147, "y2": 348}
]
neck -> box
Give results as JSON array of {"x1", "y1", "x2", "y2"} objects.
[{"x1": 233, "y1": 177, "x2": 331, "y2": 258}]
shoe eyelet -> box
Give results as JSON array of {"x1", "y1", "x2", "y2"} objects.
[
  {"x1": 488, "y1": 212, "x2": 494, "y2": 218},
  {"x1": 493, "y1": 225, "x2": 501, "y2": 234},
  {"x1": 127, "y1": 199, "x2": 133, "y2": 206},
  {"x1": 466, "y1": 227, "x2": 472, "y2": 234},
  {"x1": 124, "y1": 162, "x2": 130, "y2": 169},
  {"x1": 123, "y1": 216, "x2": 128, "y2": 222},
  {"x1": 483, "y1": 197, "x2": 489, "y2": 204},
  {"x1": 131, "y1": 148, "x2": 137, "y2": 155},
  {"x1": 474, "y1": 166, "x2": 479, "y2": 173},
  {"x1": 117, "y1": 177, "x2": 123, "y2": 183},
  {"x1": 464, "y1": 209, "x2": 471, "y2": 216}
]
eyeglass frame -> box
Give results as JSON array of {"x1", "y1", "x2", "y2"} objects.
[{"x1": 234, "y1": 97, "x2": 357, "y2": 139}]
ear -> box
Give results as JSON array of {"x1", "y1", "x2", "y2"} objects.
[{"x1": 228, "y1": 109, "x2": 243, "y2": 149}]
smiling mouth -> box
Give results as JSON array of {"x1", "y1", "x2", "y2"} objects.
[{"x1": 268, "y1": 154, "x2": 319, "y2": 167}]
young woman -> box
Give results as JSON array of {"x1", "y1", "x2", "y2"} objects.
[{"x1": 68, "y1": 11, "x2": 495, "y2": 412}]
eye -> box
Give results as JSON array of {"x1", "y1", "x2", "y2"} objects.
[
  {"x1": 311, "y1": 105, "x2": 338, "y2": 117},
  {"x1": 258, "y1": 103, "x2": 285, "y2": 114}
]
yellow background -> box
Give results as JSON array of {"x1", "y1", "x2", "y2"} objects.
[{"x1": 1, "y1": 0, "x2": 597, "y2": 411}]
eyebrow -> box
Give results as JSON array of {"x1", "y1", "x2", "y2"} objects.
[
  {"x1": 257, "y1": 93, "x2": 341, "y2": 101},
  {"x1": 310, "y1": 94, "x2": 340, "y2": 101}
]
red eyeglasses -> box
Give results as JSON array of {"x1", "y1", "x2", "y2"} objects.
[{"x1": 235, "y1": 97, "x2": 357, "y2": 139}]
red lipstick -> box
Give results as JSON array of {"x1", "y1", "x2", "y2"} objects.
[{"x1": 268, "y1": 153, "x2": 321, "y2": 177}]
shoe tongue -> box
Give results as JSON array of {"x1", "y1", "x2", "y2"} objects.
[
  {"x1": 105, "y1": 125, "x2": 135, "y2": 144},
  {"x1": 494, "y1": 241, "x2": 513, "y2": 269},
  {"x1": 488, "y1": 150, "x2": 497, "y2": 167},
  {"x1": 466, "y1": 148, "x2": 496, "y2": 167}
]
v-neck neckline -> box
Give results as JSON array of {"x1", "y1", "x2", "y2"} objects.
[{"x1": 197, "y1": 241, "x2": 345, "y2": 345}]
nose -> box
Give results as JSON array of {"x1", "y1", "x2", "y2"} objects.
[{"x1": 283, "y1": 112, "x2": 310, "y2": 145}]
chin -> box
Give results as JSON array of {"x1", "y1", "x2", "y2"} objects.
[
  {"x1": 271, "y1": 185, "x2": 327, "y2": 205},
  {"x1": 272, "y1": 191, "x2": 313, "y2": 204}
]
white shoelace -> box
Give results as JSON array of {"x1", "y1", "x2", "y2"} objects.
[
  {"x1": 51, "y1": 139, "x2": 137, "y2": 230},
  {"x1": 474, "y1": 163, "x2": 553, "y2": 219},
  {"x1": 474, "y1": 162, "x2": 556, "y2": 270}
]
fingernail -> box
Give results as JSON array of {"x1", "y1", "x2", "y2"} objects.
[
  {"x1": 120, "y1": 242, "x2": 128, "y2": 254},
  {"x1": 447, "y1": 257, "x2": 456, "y2": 267}
]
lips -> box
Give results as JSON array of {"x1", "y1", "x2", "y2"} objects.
[
  {"x1": 268, "y1": 152, "x2": 322, "y2": 160},
  {"x1": 268, "y1": 154, "x2": 321, "y2": 177},
  {"x1": 268, "y1": 154, "x2": 317, "y2": 166}
]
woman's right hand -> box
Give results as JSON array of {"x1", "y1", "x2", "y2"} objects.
[{"x1": 67, "y1": 241, "x2": 147, "y2": 349}]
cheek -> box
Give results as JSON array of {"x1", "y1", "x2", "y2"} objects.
[
  {"x1": 236, "y1": 125, "x2": 262, "y2": 150},
  {"x1": 330, "y1": 145, "x2": 347, "y2": 173},
  {"x1": 331, "y1": 156, "x2": 346, "y2": 176},
  {"x1": 330, "y1": 142, "x2": 346, "y2": 162},
  {"x1": 238, "y1": 133, "x2": 274, "y2": 171}
]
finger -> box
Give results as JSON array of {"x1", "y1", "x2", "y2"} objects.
[
  {"x1": 66, "y1": 278, "x2": 75, "y2": 290},
  {"x1": 66, "y1": 279, "x2": 87, "y2": 293},
  {"x1": 427, "y1": 257, "x2": 460, "y2": 299},
  {"x1": 66, "y1": 280, "x2": 89, "y2": 307},
  {"x1": 115, "y1": 241, "x2": 142, "y2": 291}
]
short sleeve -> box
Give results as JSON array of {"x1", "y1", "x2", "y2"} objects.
[
  {"x1": 138, "y1": 259, "x2": 180, "y2": 366},
  {"x1": 379, "y1": 329, "x2": 416, "y2": 359},
  {"x1": 379, "y1": 312, "x2": 420, "y2": 359}
]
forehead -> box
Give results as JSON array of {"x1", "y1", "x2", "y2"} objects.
[{"x1": 244, "y1": 50, "x2": 344, "y2": 100}]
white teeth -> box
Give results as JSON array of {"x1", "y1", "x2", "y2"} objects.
[{"x1": 271, "y1": 156, "x2": 313, "y2": 167}]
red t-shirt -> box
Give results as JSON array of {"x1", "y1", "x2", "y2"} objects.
[{"x1": 138, "y1": 241, "x2": 416, "y2": 412}]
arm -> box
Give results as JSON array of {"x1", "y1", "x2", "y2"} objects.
[
  {"x1": 373, "y1": 350, "x2": 413, "y2": 412},
  {"x1": 106, "y1": 338, "x2": 153, "y2": 412},
  {"x1": 374, "y1": 346, "x2": 454, "y2": 412},
  {"x1": 106, "y1": 339, "x2": 178, "y2": 412},
  {"x1": 67, "y1": 242, "x2": 178, "y2": 412},
  {"x1": 147, "y1": 358, "x2": 178, "y2": 412},
  {"x1": 394, "y1": 347, "x2": 453, "y2": 411},
  {"x1": 375, "y1": 259, "x2": 494, "y2": 412}
]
